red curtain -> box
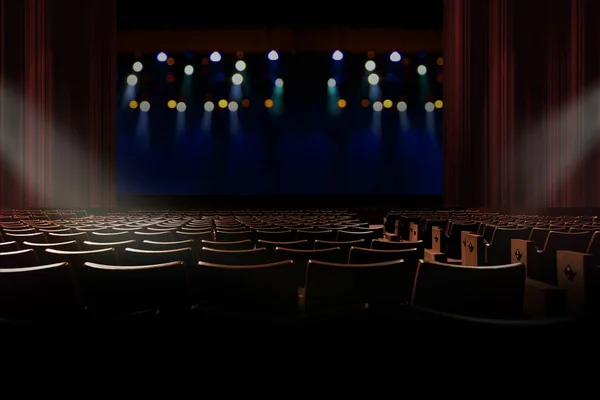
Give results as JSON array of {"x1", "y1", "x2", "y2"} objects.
[
  {"x1": 0, "y1": 0, "x2": 116, "y2": 209},
  {"x1": 443, "y1": 0, "x2": 600, "y2": 211}
]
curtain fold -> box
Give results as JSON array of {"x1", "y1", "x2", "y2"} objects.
[
  {"x1": 444, "y1": 0, "x2": 600, "y2": 211},
  {"x1": 0, "y1": 0, "x2": 116, "y2": 209}
]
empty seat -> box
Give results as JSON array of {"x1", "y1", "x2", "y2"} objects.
[
  {"x1": 254, "y1": 230, "x2": 294, "y2": 242},
  {"x1": 89, "y1": 231, "x2": 132, "y2": 243},
  {"x1": 348, "y1": 247, "x2": 420, "y2": 266},
  {"x1": 198, "y1": 248, "x2": 270, "y2": 265},
  {"x1": 22, "y1": 240, "x2": 81, "y2": 264},
  {"x1": 46, "y1": 231, "x2": 89, "y2": 243},
  {"x1": 82, "y1": 240, "x2": 136, "y2": 258},
  {"x1": 274, "y1": 247, "x2": 345, "y2": 265},
  {"x1": 141, "y1": 239, "x2": 196, "y2": 251},
  {"x1": 314, "y1": 239, "x2": 367, "y2": 258},
  {"x1": 44, "y1": 248, "x2": 119, "y2": 269},
  {"x1": 257, "y1": 239, "x2": 310, "y2": 253},
  {"x1": 296, "y1": 230, "x2": 336, "y2": 244},
  {"x1": 192, "y1": 260, "x2": 300, "y2": 316},
  {"x1": 0, "y1": 241, "x2": 20, "y2": 252},
  {"x1": 0, "y1": 249, "x2": 41, "y2": 268},
  {"x1": 371, "y1": 239, "x2": 425, "y2": 258},
  {"x1": 121, "y1": 247, "x2": 196, "y2": 270},
  {"x1": 304, "y1": 259, "x2": 407, "y2": 313},
  {"x1": 132, "y1": 231, "x2": 174, "y2": 243},
  {"x1": 0, "y1": 262, "x2": 84, "y2": 322},
  {"x1": 200, "y1": 239, "x2": 255, "y2": 250},
  {"x1": 411, "y1": 260, "x2": 526, "y2": 319},
  {"x1": 4, "y1": 232, "x2": 46, "y2": 245},
  {"x1": 80, "y1": 261, "x2": 191, "y2": 318},
  {"x1": 215, "y1": 230, "x2": 252, "y2": 242}
]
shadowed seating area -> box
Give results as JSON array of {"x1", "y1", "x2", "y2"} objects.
[{"x1": 0, "y1": 207, "x2": 597, "y2": 336}]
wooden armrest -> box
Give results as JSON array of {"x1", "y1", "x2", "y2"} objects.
[
  {"x1": 556, "y1": 250, "x2": 597, "y2": 316},
  {"x1": 384, "y1": 232, "x2": 399, "y2": 242},
  {"x1": 432, "y1": 227, "x2": 445, "y2": 252},
  {"x1": 462, "y1": 232, "x2": 483, "y2": 266},
  {"x1": 409, "y1": 222, "x2": 419, "y2": 242}
]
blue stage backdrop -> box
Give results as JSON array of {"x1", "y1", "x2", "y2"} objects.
[{"x1": 116, "y1": 51, "x2": 443, "y2": 195}]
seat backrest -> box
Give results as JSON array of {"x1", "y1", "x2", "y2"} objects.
[
  {"x1": 305, "y1": 259, "x2": 408, "y2": 312},
  {"x1": 257, "y1": 239, "x2": 310, "y2": 252},
  {"x1": 371, "y1": 239, "x2": 425, "y2": 258},
  {"x1": 200, "y1": 239, "x2": 255, "y2": 250},
  {"x1": 274, "y1": 247, "x2": 344, "y2": 265},
  {"x1": 411, "y1": 260, "x2": 526, "y2": 319},
  {"x1": 47, "y1": 231, "x2": 88, "y2": 243},
  {"x1": 81, "y1": 261, "x2": 190, "y2": 317},
  {"x1": 89, "y1": 231, "x2": 132, "y2": 242},
  {"x1": 215, "y1": 230, "x2": 252, "y2": 242},
  {"x1": 0, "y1": 262, "x2": 83, "y2": 321},
  {"x1": 22, "y1": 240, "x2": 81, "y2": 264},
  {"x1": 255, "y1": 230, "x2": 294, "y2": 242},
  {"x1": 337, "y1": 230, "x2": 375, "y2": 245},
  {"x1": 174, "y1": 230, "x2": 214, "y2": 242},
  {"x1": 529, "y1": 227, "x2": 566, "y2": 249},
  {"x1": 4, "y1": 232, "x2": 46, "y2": 244},
  {"x1": 132, "y1": 231, "x2": 174, "y2": 243},
  {"x1": 198, "y1": 247, "x2": 269, "y2": 265},
  {"x1": 0, "y1": 241, "x2": 20, "y2": 253},
  {"x1": 122, "y1": 247, "x2": 197, "y2": 268},
  {"x1": 296, "y1": 230, "x2": 336, "y2": 243},
  {"x1": 44, "y1": 248, "x2": 118, "y2": 269},
  {"x1": 0, "y1": 249, "x2": 41, "y2": 268},
  {"x1": 587, "y1": 231, "x2": 600, "y2": 264},
  {"x1": 542, "y1": 231, "x2": 592, "y2": 254},
  {"x1": 140, "y1": 239, "x2": 195, "y2": 251},
  {"x1": 192, "y1": 260, "x2": 300, "y2": 314},
  {"x1": 348, "y1": 247, "x2": 419, "y2": 266}
]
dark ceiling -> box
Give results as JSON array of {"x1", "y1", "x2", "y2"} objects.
[{"x1": 117, "y1": 1, "x2": 444, "y2": 30}]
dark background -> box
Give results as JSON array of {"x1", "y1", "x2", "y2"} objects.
[{"x1": 117, "y1": 1, "x2": 444, "y2": 30}]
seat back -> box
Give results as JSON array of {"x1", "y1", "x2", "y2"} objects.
[
  {"x1": 257, "y1": 239, "x2": 310, "y2": 253},
  {"x1": 89, "y1": 231, "x2": 132, "y2": 242},
  {"x1": 44, "y1": 248, "x2": 119, "y2": 269},
  {"x1": 348, "y1": 247, "x2": 419, "y2": 265},
  {"x1": 371, "y1": 239, "x2": 425, "y2": 258},
  {"x1": 274, "y1": 247, "x2": 345, "y2": 265},
  {"x1": 305, "y1": 259, "x2": 407, "y2": 312},
  {"x1": 200, "y1": 239, "x2": 255, "y2": 250},
  {"x1": 192, "y1": 260, "x2": 300, "y2": 314},
  {"x1": 0, "y1": 241, "x2": 20, "y2": 253},
  {"x1": 81, "y1": 261, "x2": 190, "y2": 317},
  {"x1": 0, "y1": 249, "x2": 41, "y2": 268},
  {"x1": 215, "y1": 230, "x2": 252, "y2": 242},
  {"x1": 0, "y1": 262, "x2": 83, "y2": 321},
  {"x1": 198, "y1": 247, "x2": 269, "y2": 265},
  {"x1": 122, "y1": 247, "x2": 197, "y2": 269},
  {"x1": 411, "y1": 260, "x2": 526, "y2": 319},
  {"x1": 22, "y1": 240, "x2": 81, "y2": 264}
]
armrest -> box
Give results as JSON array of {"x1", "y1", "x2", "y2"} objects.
[
  {"x1": 384, "y1": 232, "x2": 399, "y2": 242},
  {"x1": 524, "y1": 278, "x2": 566, "y2": 318},
  {"x1": 556, "y1": 250, "x2": 597, "y2": 315},
  {"x1": 511, "y1": 238, "x2": 537, "y2": 268},
  {"x1": 462, "y1": 233, "x2": 485, "y2": 266},
  {"x1": 432, "y1": 227, "x2": 445, "y2": 253},
  {"x1": 409, "y1": 222, "x2": 419, "y2": 242}
]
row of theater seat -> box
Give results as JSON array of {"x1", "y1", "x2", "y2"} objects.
[
  {"x1": 0, "y1": 208, "x2": 594, "y2": 326},
  {"x1": 387, "y1": 209, "x2": 600, "y2": 317}
]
